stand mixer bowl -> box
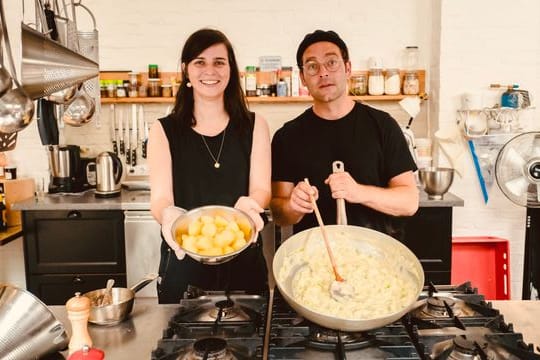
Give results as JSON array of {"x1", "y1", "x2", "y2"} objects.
[{"x1": 418, "y1": 167, "x2": 454, "y2": 200}]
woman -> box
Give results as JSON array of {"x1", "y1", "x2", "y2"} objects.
[{"x1": 148, "y1": 29, "x2": 271, "y2": 303}]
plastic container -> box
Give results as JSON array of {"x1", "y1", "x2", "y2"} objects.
[
  {"x1": 451, "y1": 236, "x2": 511, "y2": 300},
  {"x1": 147, "y1": 78, "x2": 161, "y2": 97}
]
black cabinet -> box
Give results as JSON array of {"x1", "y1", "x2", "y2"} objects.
[
  {"x1": 402, "y1": 207, "x2": 453, "y2": 285},
  {"x1": 22, "y1": 210, "x2": 127, "y2": 305}
]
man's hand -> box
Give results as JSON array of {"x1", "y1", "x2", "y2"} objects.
[
  {"x1": 325, "y1": 171, "x2": 361, "y2": 203},
  {"x1": 161, "y1": 206, "x2": 187, "y2": 260},
  {"x1": 234, "y1": 196, "x2": 265, "y2": 235},
  {"x1": 289, "y1": 181, "x2": 319, "y2": 214}
]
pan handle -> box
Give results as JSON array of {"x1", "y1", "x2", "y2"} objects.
[
  {"x1": 332, "y1": 161, "x2": 348, "y2": 225},
  {"x1": 129, "y1": 273, "x2": 158, "y2": 293}
]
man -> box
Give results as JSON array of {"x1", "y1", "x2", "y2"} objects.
[{"x1": 270, "y1": 30, "x2": 419, "y2": 241}]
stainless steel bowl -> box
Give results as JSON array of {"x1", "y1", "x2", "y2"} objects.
[
  {"x1": 418, "y1": 167, "x2": 454, "y2": 200},
  {"x1": 170, "y1": 205, "x2": 256, "y2": 265}
]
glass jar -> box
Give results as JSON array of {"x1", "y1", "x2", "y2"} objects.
[
  {"x1": 403, "y1": 71, "x2": 420, "y2": 95},
  {"x1": 404, "y1": 46, "x2": 419, "y2": 70},
  {"x1": 368, "y1": 68, "x2": 384, "y2": 96},
  {"x1": 128, "y1": 72, "x2": 139, "y2": 97},
  {"x1": 349, "y1": 74, "x2": 367, "y2": 95},
  {"x1": 258, "y1": 84, "x2": 271, "y2": 97},
  {"x1": 245, "y1": 66, "x2": 257, "y2": 97},
  {"x1": 161, "y1": 84, "x2": 172, "y2": 97},
  {"x1": 384, "y1": 69, "x2": 401, "y2": 95},
  {"x1": 148, "y1": 64, "x2": 159, "y2": 79},
  {"x1": 148, "y1": 78, "x2": 161, "y2": 97}
]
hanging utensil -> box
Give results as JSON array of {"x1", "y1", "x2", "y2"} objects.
[
  {"x1": 36, "y1": 99, "x2": 59, "y2": 145},
  {"x1": 110, "y1": 104, "x2": 117, "y2": 155},
  {"x1": 118, "y1": 106, "x2": 124, "y2": 155},
  {"x1": 0, "y1": 0, "x2": 35, "y2": 134},
  {"x1": 74, "y1": 2, "x2": 100, "y2": 128},
  {"x1": 62, "y1": 84, "x2": 95, "y2": 126},
  {"x1": 21, "y1": 23, "x2": 98, "y2": 100},
  {"x1": 125, "y1": 107, "x2": 131, "y2": 165},
  {"x1": 142, "y1": 119, "x2": 148, "y2": 159},
  {"x1": 0, "y1": 14, "x2": 12, "y2": 98},
  {"x1": 304, "y1": 178, "x2": 354, "y2": 302},
  {"x1": 131, "y1": 104, "x2": 137, "y2": 166}
]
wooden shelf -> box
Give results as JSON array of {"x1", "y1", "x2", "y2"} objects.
[
  {"x1": 101, "y1": 94, "x2": 427, "y2": 105},
  {"x1": 99, "y1": 69, "x2": 426, "y2": 104}
]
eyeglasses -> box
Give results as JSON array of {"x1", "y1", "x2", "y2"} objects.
[{"x1": 302, "y1": 57, "x2": 342, "y2": 76}]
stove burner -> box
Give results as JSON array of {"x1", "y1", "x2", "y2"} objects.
[
  {"x1": 448, "y1": 336, "x2": 492, "y2": 360},
  {"x1": 427, "y1": 297, "x2": 455, "y2": 316},
  {"x1": 189, "y1": 338, "x2": 233, "y2": 360},
  {"x1": 308, "y1": 328, "x2": 376, "y2": 351},
  {"x1": 210, "y1": 300, "x2": 238, "y2": 320},
  {"x1": 415, "y1": 296, "x2": 479, "y2": 319}
]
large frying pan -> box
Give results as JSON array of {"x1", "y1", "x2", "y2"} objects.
[{"x1": 273, "y1": 225, "x2": 424, "y2": 331}]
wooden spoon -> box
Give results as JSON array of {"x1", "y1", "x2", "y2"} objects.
[{"x1": 304, "y1": 178, "x2": 353, "y2": 301}]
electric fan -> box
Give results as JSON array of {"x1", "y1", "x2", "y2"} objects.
[{"x1": 495, "y1": 131, "x2": 540, "y2": 299}]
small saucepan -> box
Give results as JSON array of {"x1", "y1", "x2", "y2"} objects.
[{"x1": 82, "y1": 273, "x2": 157, "y2": 326}]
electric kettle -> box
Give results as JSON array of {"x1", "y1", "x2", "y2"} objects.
[{"x1": 95, "y1": 151, "x2": 123, "y2": 198}]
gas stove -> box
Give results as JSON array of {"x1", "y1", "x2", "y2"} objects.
[{"x1": 151, "y1": 283, "x2": 540, "y2": 360}]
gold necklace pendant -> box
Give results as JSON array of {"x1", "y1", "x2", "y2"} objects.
[{"x1": 200, "y1": 128, "x2": 226, "y2": 169}]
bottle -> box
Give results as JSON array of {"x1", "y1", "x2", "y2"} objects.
[
  {"x1": 115, "y1": 80, "x2": 126, "y2": 98},
  {"x1": 245, "y1": 66, "x2": 257, "y2": 97},
  {"x1": 0, "y1": 183, "x2": 7, "y2": 231},
  {"x1": 404, "y1": 46, "x2": 419, "y2": 70},
  {"x1": 291, "y1": 68, "x2": 300, "y2": 97},
  {"x1": 501, "y1": 85, "x2": 519, "y2": 108},
  {"x1": 368, "y1": 68, "x2": 384, "y2": 95},
  {"x1": 276, "y1": 78, "x2": 288, "y2": 97},
  {"x1": 384, "y1": 68, "x2": 401, "y2": 95}
]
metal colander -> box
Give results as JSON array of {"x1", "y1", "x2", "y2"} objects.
[
  {"x1": 20, "y1": 23, "x2": 99, "y2": 100},
  {"x1": 74, "y1": 2, "x2": 100, "y2": 126}
]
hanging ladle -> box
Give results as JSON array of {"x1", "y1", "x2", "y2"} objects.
[
  {"x1": 304, "y1": 178, "x2": 354, "y2": 301},
  {"x1": 62, "y1": 84, "x2": 95, "y2": 126},
  {"x1": 0, "y1": 6, "x2": 12, "y2": 97}
]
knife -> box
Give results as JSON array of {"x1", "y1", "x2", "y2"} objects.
[
  {"x1": 142, "y1": 120, "x2": 149, "y2": 159},
  {"x1": 118, "y1": 106, "x2": 124, "y2": 155},
  {"x1": 131, "y1": 104, "x2": 137, "y2": 167},
  {"x1": 110, "y1": 104, "x2": 118, "y2": 155},
  {"x1": 138, "y1": 105, "x2": 145, "y2": 153},
  {"x1": 125, "y1": 107, "x2": 131, "y2": 165}
]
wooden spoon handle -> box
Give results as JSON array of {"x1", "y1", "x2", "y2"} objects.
[{"x1": 304, "y1": 178, "x2": 344, "y2": 282}]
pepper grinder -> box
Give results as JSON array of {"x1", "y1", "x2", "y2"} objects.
[{"x1": 66, "y1": 292, "x2": 93, "y2": 356}]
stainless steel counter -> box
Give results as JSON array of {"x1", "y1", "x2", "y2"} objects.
[
  {"x1": 47, "y1": 298, "x2": 540, "y2": 358},
  {"x1": 13, "y1": 189, "x2": 463, "y2": 211}
]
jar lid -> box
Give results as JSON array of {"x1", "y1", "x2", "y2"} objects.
[
  {"x1": 148, "y1": 78, "x2": 161, "y2": 82},
  {"x1": 161, "y1": 84, "x2": 172, "y2": 88},
  {"x1": 245, "y1": 66, "x2": 256, "y2": 71},
  {"x1": 128, "y1": 72, "x2": 139, "y2": 75}
]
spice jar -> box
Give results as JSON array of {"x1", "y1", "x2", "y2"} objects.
[
  {"x1": 161, "y1": 84, "x2": 172, "y2": 97},
  {"x1": 403, "y1": 71, "x2": 420, "y2": 95},
  {"x1": 148, "y1": 78, "x2": 161, "y2": 97},
  {"x1": 116, "y1": 80, "x2": 126, "y2": 98},
  {"x1": 245, "y1": 66, "x2": 257, "y2": 97},
  {"x1": 148, "y1": 64, "x2": 159, "y2": 79},
  {"x1": 349, "y1": 74, "x2": 367, "y2": 95},
  {"x1": 368, "y1": 68, "x2": 384, "y2": 96},
  {"x1": 128, "y1": 72, "x2": 139, "y2": 97}
]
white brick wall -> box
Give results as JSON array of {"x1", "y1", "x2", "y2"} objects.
[
  {"x1": 435, "y1": 0, "x2": 540, "y2": 299},
  {"x1": 3, "y1": 0, "x2": 540, "y2": 298}
]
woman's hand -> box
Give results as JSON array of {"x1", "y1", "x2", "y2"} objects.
[
  {"x1": 234, "y1": 196, "x2": 265, "y2": 234},
  {"x1": 161, "y1": 206, "x2": 187, "y2": 260}
]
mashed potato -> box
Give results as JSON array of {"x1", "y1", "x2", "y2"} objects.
[{"x1": 277, "y1": 228, "x2": 420, "y2": 320}]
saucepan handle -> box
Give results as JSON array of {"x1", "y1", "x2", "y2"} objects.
[
  {"x1": 129, "y1": 273, "x2": 158, "y2": 293},
  {"x1": 332, "y1": 160, "x2": 348, "y2": 225}
]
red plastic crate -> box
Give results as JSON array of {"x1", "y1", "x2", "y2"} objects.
[{"x1": 451, "y1": 236, "x2": 511, "y2": 300}]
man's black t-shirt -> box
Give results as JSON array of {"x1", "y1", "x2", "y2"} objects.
[{"x1": 271, "y1": 102, "x2": 417, "y2": 240}]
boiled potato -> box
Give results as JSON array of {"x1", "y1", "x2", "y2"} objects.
[
  {"x1": 214, "y1": 215, "x2": 229, "y2": 228},
  {"x1": 179, "y1": 214, "x2": 251, "y2": 256},
  {"x1": 201, "y1": 222, "x2": 217, "y2": 237},
  {"x1": 195, "y1": 235, "x2": 213, "y2": 250}
]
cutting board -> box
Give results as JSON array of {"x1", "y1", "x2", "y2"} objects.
[{"x1": 1, "y1": 178, "x2": 35, "y2": 226}]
